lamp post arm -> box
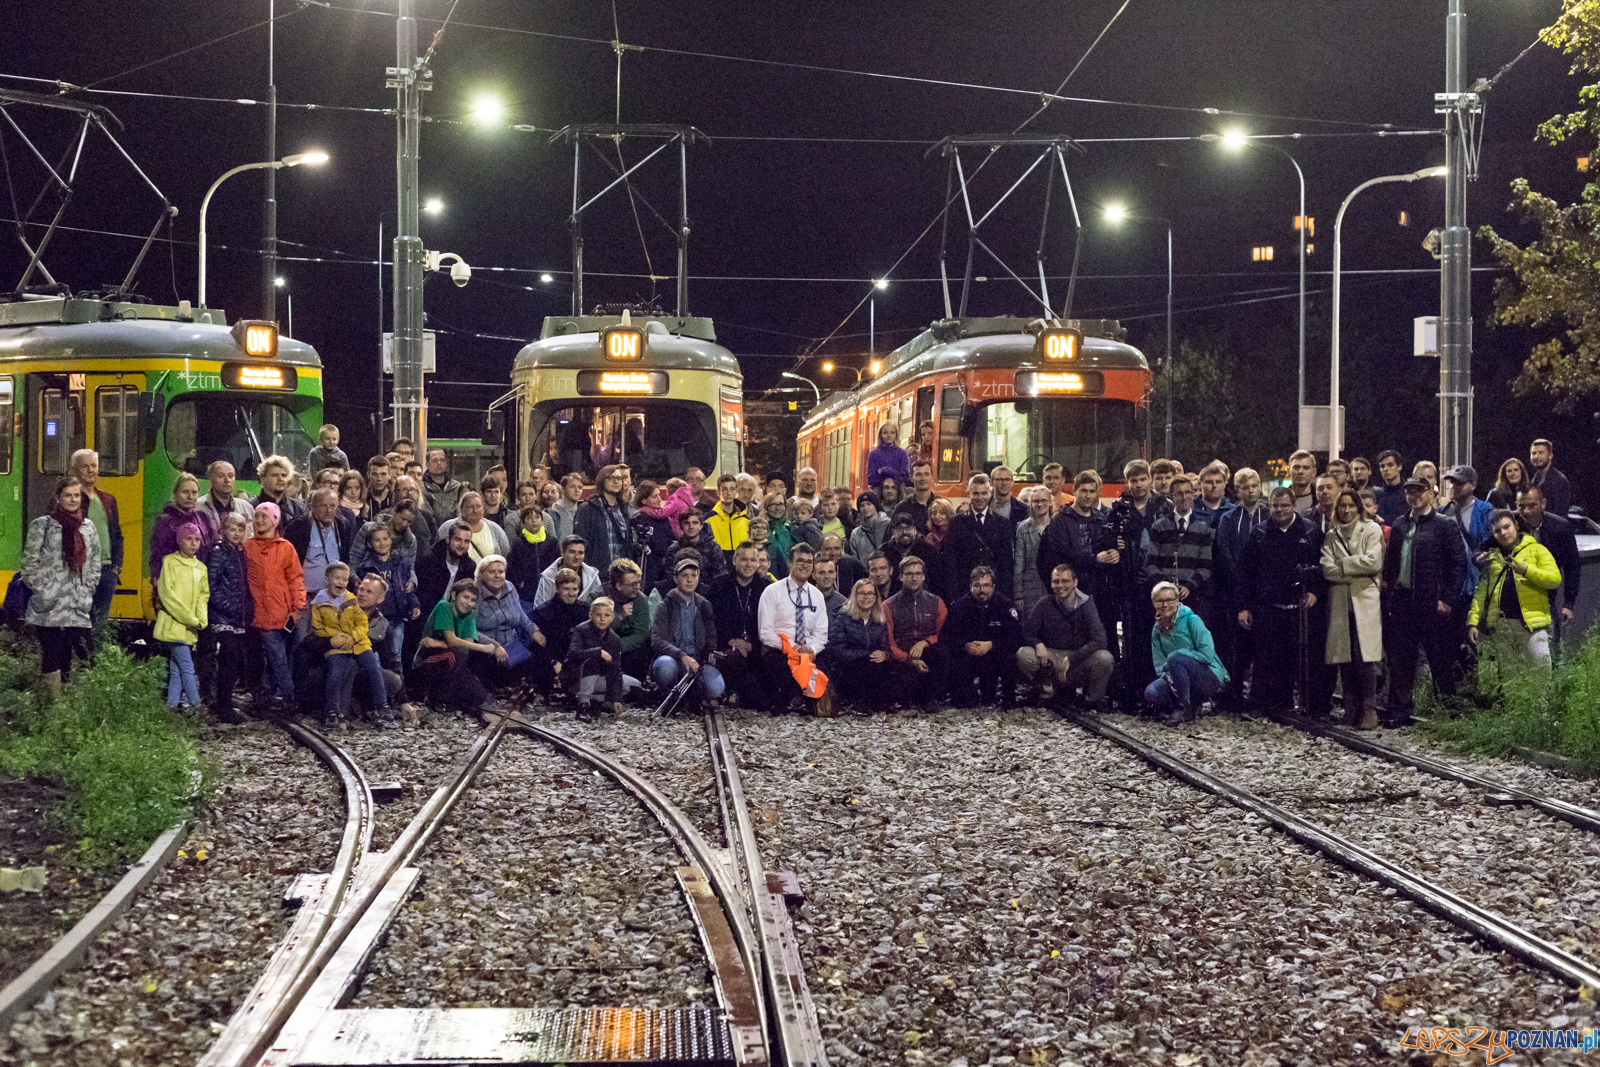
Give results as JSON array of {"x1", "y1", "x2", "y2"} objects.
[{"x1": 198, "y1": 160, "x2": 282, "y2": 309}]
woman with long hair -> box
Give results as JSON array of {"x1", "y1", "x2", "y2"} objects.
[
  {"x1": 1488, "y1": 457, "x2": 1531, "y2": 510},
  {"x1": 1322, "y1": 488, "x2": 1385, "y2": 730},
  {"x1": 914, "y1": 497, "x2": 960, "y2": 605},
  {"x1": 338, "y1": 470, "x2": 367, "y2": 526},
  {"x1": 824, "y1": 579, "x2": 896, "y2": 711},
  {"x1": 575, "y1": 463, "x2": 635, "y2": 575},
  {"x1": 21, "y1": 477, "x2": 101, "y2": 696}
]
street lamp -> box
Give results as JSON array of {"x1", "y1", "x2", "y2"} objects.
[
  {"x1": 275, "y1": 276, "x2": 295, "y2": 339},
  {"x1": 1104, "y1": 203, "x2": 1174, "y2": 458},
  {"x1": 1209, "y1": 129, "x2": 1309, "y2": 415},
  {"x1": 870, "y1": 278, "x2": 888, "y2": 354},
  {"x1": 423, "y1": 198, "x2": 444, "y2": 215},
  {"x1": 198, "y1": 151, "x2": 328, "y2": 308},
  {"x1": 781, "y1": 371, "x2": 821, "y2": 403},
  {"x1": 1330, "y1": 166, "x2": 1448, "y2": 460},
  {"x1": 822, "y1": 361, "x2": 865, "y2": 385}
]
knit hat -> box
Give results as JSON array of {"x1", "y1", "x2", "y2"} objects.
[
  {"x1": 254, "y1": 502, "x2": 281, "y2": 527},
  {"x1": 176, "y1": 522, "x2": 204, "y2": 542}
]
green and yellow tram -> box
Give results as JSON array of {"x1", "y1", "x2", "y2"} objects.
[
  {"x1": 508, "y1": 311, "x2": 743, "y2": 487},
  {"x1": 0, "y1": 296, "x2": 322, "y2": 622}
]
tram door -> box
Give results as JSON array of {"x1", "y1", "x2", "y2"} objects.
[
  {"x1": 25, "y1": 374, "x2": 86, "y2": 524},
  {"x1": 0, "y1": 376, "x2": 20, "y2": 571},
  {"x1": 84, "y1": 374, "x2": 145, "y2": 616}
]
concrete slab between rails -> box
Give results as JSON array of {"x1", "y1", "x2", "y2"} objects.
[
  {"x1": 0, "y1": 820, "x2": 189, "y2": 1029},
  {"x1": 289, "y1": 1006, "x2": 736, "y2": 1064}
]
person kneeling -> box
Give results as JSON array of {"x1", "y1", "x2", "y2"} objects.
[
  {"x1": 649, "y1": 557, "x2": 724, "y2": 713},
  {"x1": 313, "y1": 563, "x2": 394, "y2": 729},
  {"x1": 824, "y1": 579, "x2": 897, "y2": 713},
  {"x1": 883, "y1": 555, "x2": 950, "y2": 714},
  {"x1": 565, "y1": 596, "x2": 639, "y2": 719},
  {"x1": 1144, "y1": 581, "x2": 1228, "y2": 726},
  {"x1": 1016, "y1": 564, "x2": 1114, "y2": 710},
  {"x1": 945, "y1": 565, "x2": 1021, "y2": 709},
  {"x1": 413, "y1": 579, "x2": 494, "y2": 715}
]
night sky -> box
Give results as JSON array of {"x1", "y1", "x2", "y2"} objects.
[{"x1": 1, "y1": 1, "x2": 1592, "y2": 498}]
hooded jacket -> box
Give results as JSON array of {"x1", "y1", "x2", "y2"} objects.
[
  {"x1": 207, "y1": 539, "x2": 254, "y2": 631},
  {"x1": 1468, "y1": 533, "x2": 1562, "y2": 633},
  {"x1": 311, "y1": 588, "x2": 371, "y2": 655},
  {"x1": 706, "y1": 499, "x2": 749, "y2": 554},
  {"x1": 244, "y1": 531, "x2": 305, "y2": 629},
  {"x1": 1151, "y1": 603, "x2": 1227, "y2": 683},
  {"x1": 154, "y1": 552, "x2": 209, "y2": 645}
]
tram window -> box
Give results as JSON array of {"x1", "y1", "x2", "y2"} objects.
[
  {"x1": 0, "y1": 378, "x2": 13, "y2": 475},
  {"x1": 973, "y1": 398, "x2": 1139, "y2": 485},
  {"x1": 720, "y1": 438, "x2": 742, "y2": 478},
  {"x1": 528, "y1": 400, "x2": 716, "y2": 484},
  {"x1": 38, "y1": 388, "x2": 82, "y2": 475},
  {"x1": 95, "y1": 386, "x2": 140, "y2": 476},
  {"x1": 936, "y1": 386, "x2": 964, "y2": 482},
  {"x1": 163, "y1": 396, "x2": 317, "y2": 480}
]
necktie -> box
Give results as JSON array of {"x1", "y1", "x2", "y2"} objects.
[{"x1": 1178, "y1": 516, "x2": 1187, "y2": 535}]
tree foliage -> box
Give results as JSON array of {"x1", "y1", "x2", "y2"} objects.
[
  {"x1": 1149, "y1": 339, "x2": 1292, "y2": 470},
  {"x1": 1480, "y1": 0, "x2": 1600, "y2": 408}
]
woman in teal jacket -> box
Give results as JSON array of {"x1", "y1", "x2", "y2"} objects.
[{"x1": 1144, "y1": 580, "x2": 1228, "y2": 724}]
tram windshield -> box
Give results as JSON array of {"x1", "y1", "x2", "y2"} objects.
[
  {"x1": 530, "y1": 400, "x2": 717, "y2": 484},
  {"x1": 973, "y1": 398, "x2": 1141, "y2": 484},
  {"x1": 164, "y1": 396, "x2": 317, "y2": 480}
]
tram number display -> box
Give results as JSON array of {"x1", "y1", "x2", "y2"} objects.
[
  {"x1": 601, "y1": 327, "x2": 645, "y2": 361},
  {"x1": 1014, "y1": 369, "x2": 1105, "y2": 397},
  {"x1": 576, "y1": 369, "x2": 669, "y2": 396},
  {"x1": 1035, "y1": 327, "x2": 1083, "y2": 362},
  {"x1": 221, "y1": 362, "x2": 298, "y2": 391}
]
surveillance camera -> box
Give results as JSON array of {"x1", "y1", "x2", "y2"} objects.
[
  {"x1": 450, "y1": 259, "x2": 471, "y2": 287},
  {"x1": 1422, "y1": 228, "x2": 1443, "y2": 260}
]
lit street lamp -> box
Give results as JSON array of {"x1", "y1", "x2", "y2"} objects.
[
  {"x1": 1104, "y1": 203, "x2": 1174, "y2": 458},
  {"x1": 1330, "y1": 166, "x2": 1448, "y2": 460},
  {"x1": 781, "y1": 371, "x2": 821, "y2": 403},
  {"x1": 871, "y1": 278, "x2": 888, "y2": 354},
  {"x1": 1209, "y1": 130, "x2": 1309, "y2": 416},
  {"x1": 199, "y1": 151, "x2": 327, "y2": 309},
  {"x1": 822, "y1": 361, "x2": 865, "y2": 385}
]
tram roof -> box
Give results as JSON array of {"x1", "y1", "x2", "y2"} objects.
[
  {"x1": 801, "y1": 316, "x2": 1148, "y2": 427},
  {"x1": 514, "y1": 314, "x2": 741, "y2": 377},
  {"x1": 0, "y1": 297, "x2": 322, "y2": 368}
]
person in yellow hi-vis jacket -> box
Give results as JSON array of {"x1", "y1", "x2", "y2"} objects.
[
  {"x1": 1468, "y1": 510, "x2": 1563, "y2": 669},
  {"x1": 155, "y1": 522, "x2": 210, "y2": 711}
]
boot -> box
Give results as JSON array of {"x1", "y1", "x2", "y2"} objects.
[
  {"x1": 1357, "y1": 699, "x2": 1379, "y2": 732},
  {"x1": 42, "y1": 671, "x2": 61, "y2": 700}
]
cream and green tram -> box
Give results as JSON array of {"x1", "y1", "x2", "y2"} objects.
[{"x1": 508, "y1": 313, "x2": 743, "y2": 487}]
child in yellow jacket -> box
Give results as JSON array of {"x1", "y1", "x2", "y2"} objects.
[
  {"x1": 311, "y1": 562, "x2": 393, "y2": 730},
  {"x1": 155, "y1": 523, "x2": 209, "y2": 710}
]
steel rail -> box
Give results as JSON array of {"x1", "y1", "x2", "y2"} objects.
[
  {"x1": 223, "y1": 717, "x2": 511, "y2": 1067},
  {"x1": 1066, "y1": 710, "x2": 1600, "y2": 990},
  {"x1": 504, "y1": 712, "x2": 771, "y2": 1064},
  {"x1": 1268, "y1": 710, "x2": 1600, "y2": 835},
  {"x1": 705, "y1": 710, "x2": 829, "y2": 1067},
  {"x1": 200, "y1": 719, "x2": 376, "y2": 1067}
]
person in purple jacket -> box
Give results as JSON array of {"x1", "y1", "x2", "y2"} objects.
[{"x1": 866, "y1": 423, "x2": 910, "y2": 490}]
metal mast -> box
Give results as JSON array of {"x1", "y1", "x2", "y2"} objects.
[
  {"x1": 1437, "y1": 0, "x2": 1478, "y2": 469},
  {"x1": 389, "y1": 0, "x2": 427, "y2": 448},
  {"x1": 262, "y1": 0, "x2": 277, "y2": 320}
]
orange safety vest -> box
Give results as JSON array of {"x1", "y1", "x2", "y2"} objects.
[{"x1": 779, "y1": 633, "x2": 829, "y2": 698}]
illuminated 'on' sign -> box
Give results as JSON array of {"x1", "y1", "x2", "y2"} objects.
[
  {"x1": 604, "y1": 329, "x2": 643, "y2": 360},
  {"x1": 1042, "y1": 331, "x2": 1079, "y2": 360}
]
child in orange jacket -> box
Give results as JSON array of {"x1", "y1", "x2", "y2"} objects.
[{"x1": 243, "y1": 502, "x2": 304, "y2": 708}]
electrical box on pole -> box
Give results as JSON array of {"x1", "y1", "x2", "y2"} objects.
[
  {"x1": 1414, "y1": 316, "x2": 1439, "y2": 357},
  {"x1": 1298, "y1": 405, "x2": 1345, "y2": 454}
]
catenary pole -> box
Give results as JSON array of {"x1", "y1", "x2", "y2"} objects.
[
  {"x1": 262, "y1": 0, "x2": 278, "y2": 321},
  {"x1": 391, "y1": 0, "x2": 426, "y2": 450},
  {"x1": 1438, "y1": 0, "x2": 1475, "y2": 469}
]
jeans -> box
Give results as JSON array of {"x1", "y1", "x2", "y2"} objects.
[
  {"x1": 257, "y1": 627, "x2": 294, "y2": 700},
  {"x1": 167, "y1": 643, "x2": 200, "y2": 707},
  {"x1": 576, "y1": 671, "x2": 640, "y2": 703},
  {"x1": 1144, "y1": 653, "x2": 1223, "y2": 711},
  {"x1": 381, "y1": 618, "x2": 406, "y2": 664},
  {"x1": 650, "y1": 655, "x2": 726, "y2": 699},
  {"x1": 326, "y1": 650, "x2": 388, "y2": 718}
]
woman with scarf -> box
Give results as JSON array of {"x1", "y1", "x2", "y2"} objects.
[
  {"x1": 150, "y1": 472, "x2": 216, "y2": 584},
  {"x1": 21, "y1": 478, "x2": 102, "y2": 696},
  {"x1": 575, "y1": 463, "x2": 636, "y2": 575},
  {"x1": 507, "y1": 504, "x2": 559, "y2": 615},
  {"x1": 913, "y1": 497, "x2": 960, "y2": 606}
]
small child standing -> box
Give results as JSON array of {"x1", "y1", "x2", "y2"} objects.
[
  {"x1": 155, "y1": 522, "x2": 209, "y2": 711},
  {"x1": 306, "y1": 423, "x2": 350, "y2": 477},
  {"x1": 787, "y1": 497, "x2": 822, "y2": 550},
  {"x1": 244, "y1": 502, "x2": 304, "y2": 711},
  {"x1": 564, "y1": 596, "x2": 638, "y2": 719},
  {"x1": 817, "y1": 492, "x2": 847, "y2": 543},
  {"x1": 355, "y1": 523, "x2": 419, "y2": 665},
  {"x1": 206, "y1": 514, "x2": 254, "y2": 723},
  {"x1": 312, "y1": 562, "x2": 393, "y2": 730}
]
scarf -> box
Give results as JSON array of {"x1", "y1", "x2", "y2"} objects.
[
  {"x1": 521, "y1": 524, "x2": 547, "y2": 544},
  {"x1": 50, "y1": 505, "x2": 87, "y2": 578},
  {"x1": 924, "y1": 525, "x2": 949, "y2": 549}
]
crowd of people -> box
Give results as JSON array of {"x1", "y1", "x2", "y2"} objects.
[{"x1": 12, "y1": 419, "x2": 1584, "y2": 732}]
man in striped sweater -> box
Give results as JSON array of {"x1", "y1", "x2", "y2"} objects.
[{"x1": 1142, "y1": 474, "x2": 1219, "y2": 634}]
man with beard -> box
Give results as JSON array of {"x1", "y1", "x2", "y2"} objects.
[{"x1": 706, "y1": 541, "x2": 772, "y2": 707}]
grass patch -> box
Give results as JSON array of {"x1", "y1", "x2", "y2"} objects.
[
  {"x1": 0, "y1": 635, "x2": 201, "y2": 867},
  {"x1": 1420, "y1": 627, "x2": 1600, "y2": 773}
]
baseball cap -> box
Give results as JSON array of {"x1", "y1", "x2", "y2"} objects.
[
  {"x1": 674, "y1": 557, "x2": 701, "y2": 574},
  {"x1": 1443, "y1": 464, "x2": 1477, "y2": 485}
]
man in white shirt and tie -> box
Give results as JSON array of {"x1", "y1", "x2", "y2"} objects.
[{"x1": 758, "y1": 542, "x2": 828, "y2": 712}]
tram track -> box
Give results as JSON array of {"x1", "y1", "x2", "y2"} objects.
[{"x1": 1068, "y1": 710, "x2": 1600, "y2": 991}]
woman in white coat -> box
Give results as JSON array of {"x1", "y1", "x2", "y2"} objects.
[{"x1": 1321, "y1": 488, "x2": 1384, "y2": 730}]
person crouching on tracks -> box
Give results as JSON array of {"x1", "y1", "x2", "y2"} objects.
[
  {"x1": 528, "y1": 567, "x2": 589, "y2": 696},
  {"x1": 1322, "y1": 490, "x2": 1385, "y2": 731},
  {"x1": 649, "y1": 557, "x2": 724, "y2": 713},
  {"x1": 354, "y1": 574, "x2": 423, "y2": 728},
  {"x1": 245, "y1": 502, "x2": 304, "y2": 714},
  {"x1": 1144, "y1": 581, "x2": 1228, "y2": 726},
  {"x1": 823, "y1": 579, "x2": 896, "y2": 712},
  {"x1": 566, "y1": 596, "x2": 638, "y2": 719},
  {"x1": 946, "y1": 565, "x2": 1022, "y2": 710},
  {"x1": 155, "y1": 522, "x2": 209, "y2": 713},
  {"x1": 413, "y1": 578, "x2": 494, "y2": 716},
  {"x1": 471, "y1": 554, "x2": 535, "y2": 687},
  {"x1": 1016, "y1": 563, "x2": 1114, "y2": 712},
  {"x1": 1468, "y1": 510, "x2": 1563, "y2": 674},
  {"x1": 883, "y1": 554, "x2": 948, "y2": 715},
  {"x1": 759, "y1": 543, "x2": 829, "y2": 713},
  {"x1": 313, "y1": 562, "x2": 395, "y2": 730}
]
